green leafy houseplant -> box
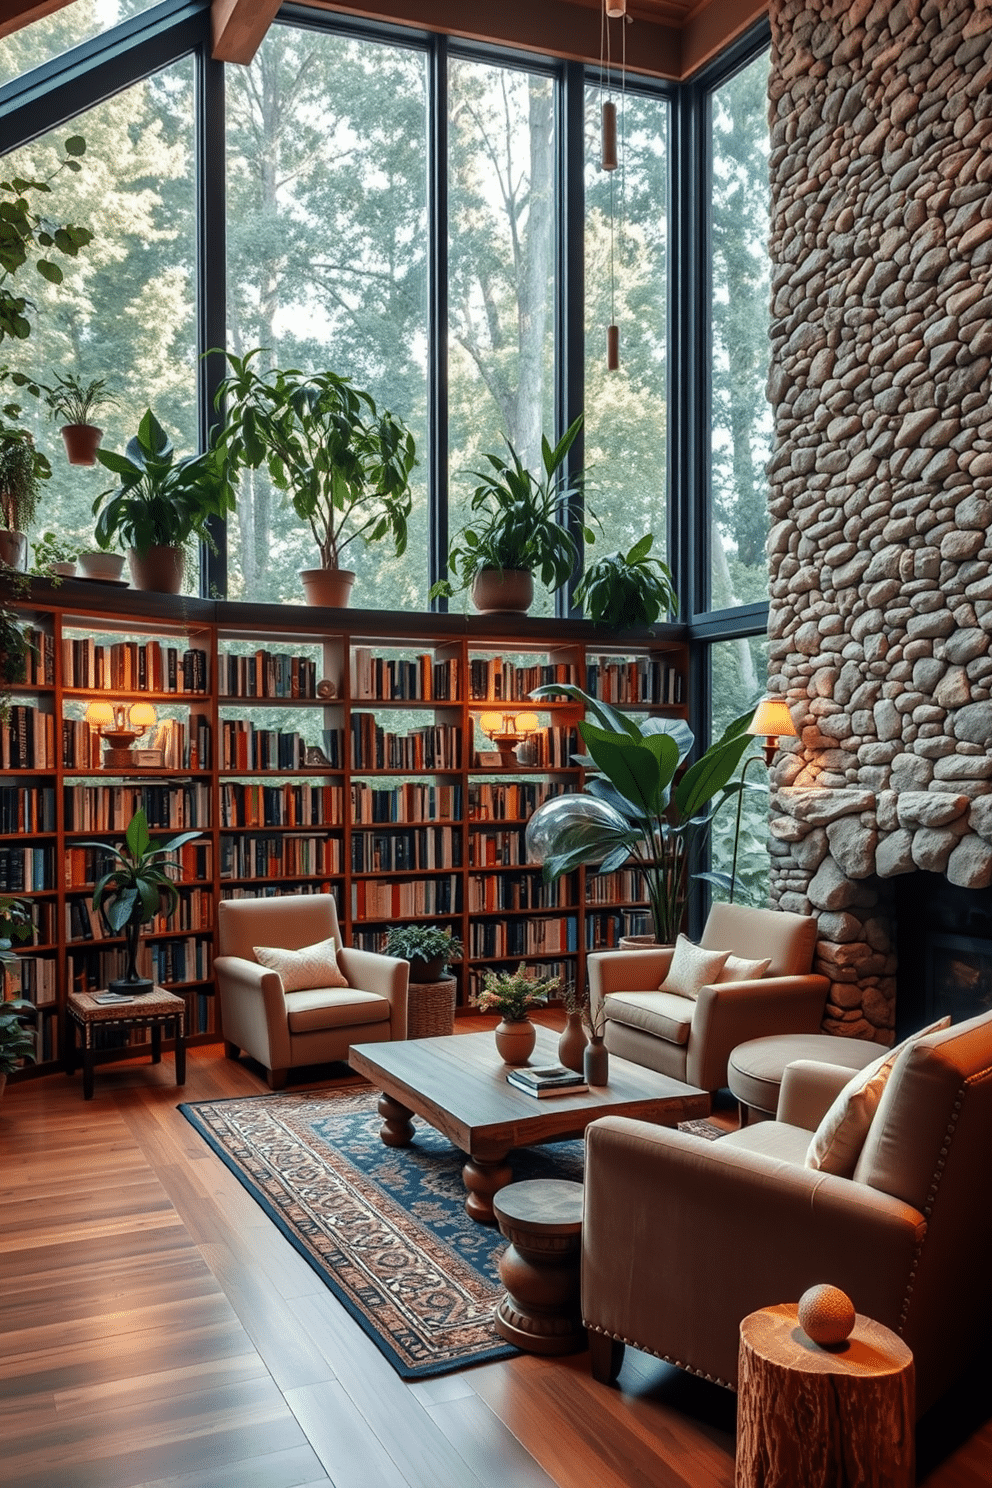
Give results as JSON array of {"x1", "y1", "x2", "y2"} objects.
[
  {"x1": 81, "y1": 809, "x2": 201, "y2": 993},
  {"x1": 525, "y1": 685, "x2": 753, "y2": 944},
  {"x1": 382, "y1": 924, "x2": 463, "y2": 982},
  {"x1": 470, "y1": 963, "x2": 560, "y2": 1022},
  {"x1": 429, "y1": 415, "x2": 591, "y2": 605},
  {"x1": 40, "y1": 373, "x2": 116, "y2": 426},
  {"x1": 31, "y1": 530, "x2": 79, "y2": 574},
  {"x1": 215, "y1": 351, "x2": 416, "y2": 595},
  {"x1": 0, "y1": 895, "x2": 36, "y2": 1077},
  {"x1": 575, "y1": 534, "x2": 677, "y2": 628},
  {"x1": 0, "y1": 136, "x2": 92, "y2": 345},
  {"x1": 0, "y1": 425, "x2": 49, "y2": 537}
]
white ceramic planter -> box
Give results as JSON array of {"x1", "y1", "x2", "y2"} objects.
[{"x1": 78, "y1": 551, "x2": 126, "y2": 581}]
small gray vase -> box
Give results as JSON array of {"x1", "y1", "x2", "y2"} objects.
[{"x1": 583, "y1": 1037, "x2": 609, "y2": 1086}]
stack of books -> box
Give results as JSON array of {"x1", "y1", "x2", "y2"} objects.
[{"x1": 506, "y1": 1064, "x2": 588, "y2": 1098}]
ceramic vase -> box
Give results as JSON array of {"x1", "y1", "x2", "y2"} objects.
[
  {"x1": 494, "y1": 1017, "x2": 536, "y2": 1065},
  {"x1": 558, "y1": 1011, "x2": 588, "y2": 1073},
  {"x1": 584, "y1": 1036, "x2": 609, "y2": 1086}
]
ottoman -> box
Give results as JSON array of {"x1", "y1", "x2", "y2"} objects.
[{"x1": 728, "y1": 1032, "x2": 890, "y2": 1125}]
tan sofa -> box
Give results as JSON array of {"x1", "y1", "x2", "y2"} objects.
[
  {"x1": 588, "y1": 903, "x2": 829, "y2": 1094},
  {"x1": 215, "y1": 893, "x2": 408, "y2": 1088},
  {"x1": 581, "y1": 1010, "x2": 992, "y2": 1417}
]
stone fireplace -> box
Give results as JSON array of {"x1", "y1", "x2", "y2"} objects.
[{"x1": 764, "y1": 0, "x2": 992, "y2": 1041}]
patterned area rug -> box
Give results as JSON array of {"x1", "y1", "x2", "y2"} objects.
[{"x1": 180, "y1": 1084, "x2": 583, "y2": 1379}]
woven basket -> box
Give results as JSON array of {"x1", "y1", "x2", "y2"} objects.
[{"x1": 407, "y1": 976, "x2": 457, "y2": 1039}]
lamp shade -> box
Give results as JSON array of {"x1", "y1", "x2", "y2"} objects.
[
  {"x1": 128, "y1": 702, "x2": 157, "y2": 731},
  {"x1": 746, "y1": 698, "x2": 796, "y2": 741},
  {"x1": 478, "y1": 711, "x2": 506, "y2": 738},
  {"x1": 84, "y1": 701, "x2": 114, "y2": 727},
  {"x1": 514, "y1": 712, "x2": 540, "y2": 737}
]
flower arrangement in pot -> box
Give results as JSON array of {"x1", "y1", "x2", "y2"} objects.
[
  {"x1": 429, "y1": 415, "x2": 592, "y2": 615},
  {"x1": 382, "y1": 924, "x2": 463, "y2": 983},
  {"x1": 215, "y1": 350, "x2": 416, "y2": 608},
  {"x1": 93, "y1": 408, "x2": 234, "y2": 592},
  {"x1": 471, "y1": 962, "x2": 560, "y2": 1065},
  {"x1": 80, "y1": 809, "x2": 201, "y2": 996},
  {"x1": 0, "y1": 895, "x2": 36, "y2": 1093},
  {"x1": 525, "y1": 686, "x2": 753, "y2": 946},
  {"x1": 575, "y1": 533, "x2": 677, "y2": 629},
  {"x1": 40, "y1": 373, "x2": 117, "y2": 466}
]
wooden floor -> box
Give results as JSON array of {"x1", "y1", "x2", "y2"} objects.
[{"x1": 2, "y1": 1018, "x2": 990, "y2": 1488}]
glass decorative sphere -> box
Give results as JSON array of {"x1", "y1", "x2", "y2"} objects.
[{"x1": 525, "y1": 793, "x2": 630, "y2": 866}]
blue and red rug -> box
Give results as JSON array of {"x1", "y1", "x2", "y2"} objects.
[{"x1": 180, "y1": 1084, "x2": 584, "y2": 1379}]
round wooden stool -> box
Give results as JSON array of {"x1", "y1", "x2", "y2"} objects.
[
  {"x1": 736, "y1": 1302, "x2": 915, "y2": 1488},
  {"x1": 492, "y1": 1178, "x2": 585, "y2": 1356}
]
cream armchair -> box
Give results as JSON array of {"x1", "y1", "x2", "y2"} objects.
[
  {"x1": 581, "y1": 1011, "x2": 992, "y2": 1417},
  {"x1": 215, "y1": 893, "x2": 408, "y2": 1089},
  {"x1": 588, "y1": 903, "x2": 828, "y2": 1094}
]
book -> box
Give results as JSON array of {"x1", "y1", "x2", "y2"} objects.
[
  {"x1": 93, "y1": 992, "x2": 136, "y2": 1005},
  {"x1": 507, "y1": 1070, "x2": 588, "y2": 1098},
  {"x1": 506, "y1": 1064, "x2": 587, "y2": 1098}
]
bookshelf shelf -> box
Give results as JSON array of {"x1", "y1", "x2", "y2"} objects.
[{"x1": 2, "y1": 582, "x2": 687, "y2": 1079}]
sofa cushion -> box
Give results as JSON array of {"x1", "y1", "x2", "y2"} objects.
[
  {"x1": 718, "y1": 953, "x2": 772, "y2": 983},
  {"x1": 658, "y1": 934, "x2": 729, "y2": 1000},
  {"x1": 805, "y1": 1016, "x2": 950, "y2": 1178},
  {"x1": 286, "y1": 987, "x2": 390, "y2": 1034},
  {"x1": 254, "y1": 935, "x2": 349, "y2": 992},
  {"x1": 718, "y1": 1120, "x2": 813, "y2": 1166},
  {"x1": 604, "y1": 990, "x2": 694, "y2": 1046}
]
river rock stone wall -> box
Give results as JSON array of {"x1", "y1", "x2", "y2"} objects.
[{"x1": 765, "y1": 0, "x2": 992, "y2": 1040}]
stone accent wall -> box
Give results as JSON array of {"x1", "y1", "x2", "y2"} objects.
[{"x1": 765, "y1": 0, "x2": 992, "y2": 1040}]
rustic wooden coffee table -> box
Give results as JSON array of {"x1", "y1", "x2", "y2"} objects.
[{"x1": 349, "y1": 1026, "x2": 710, "y2": 1223}]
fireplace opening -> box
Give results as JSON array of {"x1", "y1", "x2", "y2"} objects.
[{"x1": 895, "y1": 873, "x2": 992, "y2": 1038}]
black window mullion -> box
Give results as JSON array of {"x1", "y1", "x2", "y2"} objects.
[
  {"x1": 196, "y1": 48, "x2": 227, "y2": 599},
  {"x1": 428, "y1": 34, "x2": 449, "y2": 612},
  {"x1": 557, "y1": 60, "x2": 585, "y2": 621}
]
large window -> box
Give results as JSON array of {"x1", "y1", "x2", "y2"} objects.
[{"x1": 708, "y1": 633, "x2": 770, "y2": 909}]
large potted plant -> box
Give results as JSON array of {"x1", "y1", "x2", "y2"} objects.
[
  {"x1": 525, "y1": 685, "x2": 753, "y2": 945},
  {"x1": 0, "y1": 895, "x2": 35, "y2": 1096},
  {"x1": 383, "y1": 924, "x2": 463, "y2": 983},
  {"x1": 93, "y1": 409, "x2": 233, "y2": 592},
  {"x1": 41, "y1": 373, "x2": 116, "y2": 466},
  {"x1": 430, "y1": 416, "x2": 591, "y2": 614},
  {"x1": 81, "y1": 808, "x2": 201, "y2": 996},
  {"x1": 575, "y1": 534, "x2": 677, "y2": 628},
  {"x1": 215, "y1": 350, "x2": 416, "y2": 608}
]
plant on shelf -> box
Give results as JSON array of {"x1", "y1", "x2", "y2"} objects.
[
  {"x1": 575, "y1": 534, "x2": 677, "y2": 628},
  {"x1": 0, "y1": 896, "x2": 36, "y2": 1088},
  {"x1": 382, "y1": 924, "x2": 463, "y2": 983},
  {"x1": 31, "y1": 529, "x2": 79, "y2": 576},
  {"x1": 525, "y1": 685, "x2": 753, "y2": 945},
  {"x1": 93, "y1": 408, "x2": 234, "y2": 592},
  {"x1": 214, "y1": 349, "x2": 416, "y2": 608},
  {"x1": 0, "y1": 416, "x2": 49, "y2": 571},
  {"x1": 40, "y1": 373, "x2": 117, "y2": 466},
  {"x1": 429, "y1": 415, "x2": 592, "y2": 615},
  {"x1": 81, "y1": 808, "x2": 201, "y2": 996}
]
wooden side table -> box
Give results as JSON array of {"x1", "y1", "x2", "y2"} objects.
[
  {"x1": 736, "y1": 1303, "x2": 915, "y2": 1488},
  {"x1": 66, "y1": 989, "x2": 187, "y2": 1100},
  {"x1": 492, "y1": 1178, "x2": 585, "y2": 1356}
]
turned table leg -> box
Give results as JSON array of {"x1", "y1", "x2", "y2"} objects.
[
  {"x1": 462, "y1": 1152, "x2": 513, "y2": 1225},
  {"x1": 378, "y1": 1093, "x2": 415, "y2": 1147}
]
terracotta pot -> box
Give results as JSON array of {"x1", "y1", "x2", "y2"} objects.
[
  {"x1": 300, "y1": 568, "x2": 355, "y2": 608},
  {"x1": 60, "y1": 423, "x2": 103, "y2": 466},
  {"x1": 0, "y1": 529, "x2": 26, "y2": 571},
  {"x1": 494, "y1": 1017, "x2": 537, "y2": 1065},
  {"x1": 78, "y1": 551, "x2": 126, "y2": 581},
  {"x1": 129, "y1": 545, "x2": 184, "y2": 593},
  {"x1": 583, "y1": 1037, "x2": 610, "y2": 1086},
  {"x1": 558, "y1": 1010, "x2": 588, "y2": 1073},
  {"x1": 471, "y1": 568, "x2": 533, "y2": 614}
]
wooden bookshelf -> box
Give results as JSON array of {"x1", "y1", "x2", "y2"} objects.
[{"x1": 1, "y1": 579, "x2": 688, "y2": 1078}]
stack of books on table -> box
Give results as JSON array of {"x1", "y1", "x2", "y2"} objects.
[{"x1": 506, "y1": 1064, "x2": 588, "y2": 1098}]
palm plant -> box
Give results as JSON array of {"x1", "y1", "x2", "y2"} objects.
[{"x1": 525, "y1": 685, "x2": 753, "y2": 943}]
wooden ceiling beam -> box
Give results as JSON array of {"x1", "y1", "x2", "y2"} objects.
[
  {"x1": 0, "y1": 0, "x2": 74, "y2": 44},
  {"x1": 211, "y1": 0, "x2": 284, "y2": 64},
  {"x1": 680, "y1": 0, "x2": 768, "y2": 75}
]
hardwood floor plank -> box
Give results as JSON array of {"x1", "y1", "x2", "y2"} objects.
[
  {"x1": 285, "y1": 1379, "x2": 413, "y2": 1488},
  {"x1": 423, "y1": 1392, "x2": 560, "y2": 1488},
  {"x1": 128, "y1": 1444, "x2": 332, "y2": 1488}
]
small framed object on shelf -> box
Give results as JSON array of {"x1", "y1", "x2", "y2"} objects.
[
  {"x1": 476, "y1": 750, "x2": 505, "y2": 768},
  {"x1": 133, "y1": 748, "x2": 166, "y2": 768}
]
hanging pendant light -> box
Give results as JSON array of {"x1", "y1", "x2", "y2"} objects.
[{"x1": 599, "y1": 0, "x2": 628, "y2": 369}]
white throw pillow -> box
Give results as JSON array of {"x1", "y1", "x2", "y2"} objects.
[
  {"x1": 718, "y1": 953, "x2": 772, "y2": 983},
  {"x1": 253, "y1": 936, "x2": 349, "y2": 991},
  {"x1": 805, "y1": 1015, "x2": 951, "y2": 1177},
  {"x1": 659, "y1": 934, "x2": 730, "y2": 1000}
]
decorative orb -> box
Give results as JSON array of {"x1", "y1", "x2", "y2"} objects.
[
  {"x1": 524, "y1": 794, "x2": 629, "y2": 866},
  {"x1": 797, "y1": 1284, "x2": 856, "y2": 1346}
]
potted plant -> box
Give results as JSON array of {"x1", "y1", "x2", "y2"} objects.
[
  {"x1": 31, "y1": 530, "x2": 79, "y2": 576},
  {"x1": 470, "y1": 962, "x2": 560, "y2": 1065},
  {"x1": 575, "y1": 534, "x2": 678, "y2": 628},
  {"x1": 382, "y1": 924, "x2": 463, "y2": 983},
  {"x1": 429, "y1": 415, "x2": 591, "y2": 614},
  {"x1": 0, "y1": 570, "x2": 31, "y2": 720},
  {"x1": 215, "y1": 350, "x2": 416, "y2": 608},
  {"x1": 40, "y1": 373, "x2": 116, "y2": 466},
  {"x1": 80, "y1": 808, "x2": 201, "y2": 996},
  {"x1": 0, "y1": 895, "x2": 35, "y2": 1096},
  {"x1": 525, "y1": 684, "x2": 753, "y2": 945},
  {"x1": 0, "y1": 424, "x2": 48, "y2": 571},
  {"x1": 93, "y1": 408, "x2": 234, "y2": 592}
]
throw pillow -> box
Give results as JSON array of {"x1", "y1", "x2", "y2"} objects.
[
  {"x1": 658, "y1": 934, "x2": 730, "y2": 1000},
  {"x1": 718, "y1": 953, "x2": 772, "y2": 983},
  {"x1": 805, "y1": 1015, "x2": 951, "y2": 1177},
  {"x1": 253, "y1": 936, "x2": 349, "y2": 992}
]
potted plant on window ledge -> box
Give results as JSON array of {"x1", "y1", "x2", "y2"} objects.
[
  {"x1": 40, "y1": 373, "x2": 117, "y2": 466},
  {"x1": 575, "y1": 533, "x2": 677, "y2": 628},
  {"x1": 215, "y1": 350, "x2": 416, "y2": 608},
  {"x1": 0, "y1": 421, "x2": 48, "y2": 571},
  {"x1": 93, "y1": 408, "x2": 233, "y2": 592}
]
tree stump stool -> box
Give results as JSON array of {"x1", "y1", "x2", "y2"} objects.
[
  {"x1": 736, "y1": 1303, "x2": 915, "y2": 1488},
  {"x1": 492, "y1": 1178, "x2": 585, "y2": 1356}
]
